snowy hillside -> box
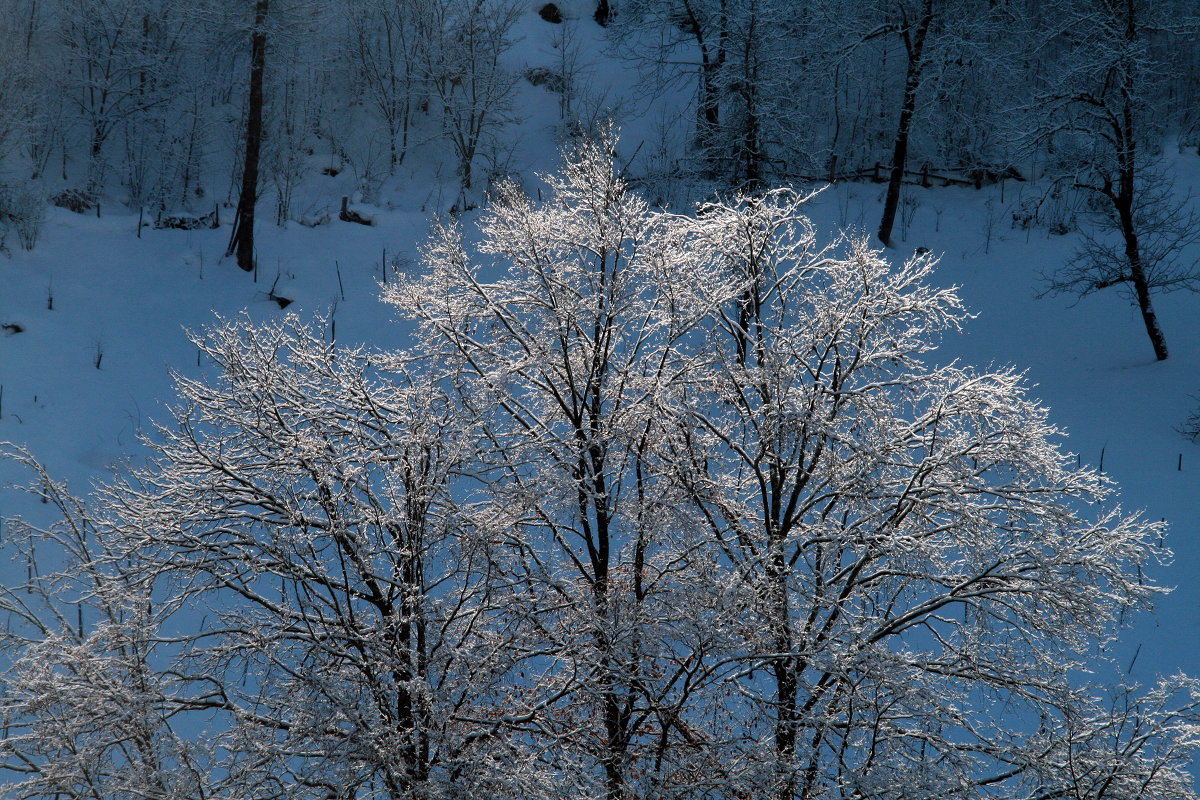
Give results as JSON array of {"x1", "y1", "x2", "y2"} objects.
[{"x1": 7, "y1": 149, "x2": 1200, "y2": 686}]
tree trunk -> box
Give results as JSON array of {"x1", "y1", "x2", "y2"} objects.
[
  {"x1": 878, "y1": 0, "x2": 933, "y2": 248},
  {"x1": 1129, "y1": 252, "x2": 1168, "y2": 360},
  {"x1": 769, "y1": 545, "x2": 798, "y2": 800},
  {"x1": 1116, "y1": 170, "x2": 1168, "y2": 360},
  {"x1": 86, "y1": 124, "x2": 107, "y2": 196},
  {"x1": 739, "y1": 0, "x2": 762, "y2": 189},
  {"x1": 586, "y1": 454, "x2": 628, "y2": 800},
  {"x1": 226, "y1": 0, "x2": 268, "y2": 272},
  {"x1": 1115, "y1": 0, "x2": 1166, "y2": 361},
  {"x1": 684, "y1": 0, "x2": 727, "y2": 177}
]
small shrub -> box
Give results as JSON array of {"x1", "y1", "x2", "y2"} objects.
[
  {"x1": 524, "y1": 66, "x2": 566, "y2": 94},
  {"x1": 50, "y1": 188, "x2": 95, "y2": 214},
  {"x1": 154, "y1": 210, "x2": 217, "y2": 230},
  {"x1": 1, "y1": 188, "x2": 46, "y2": 251}
]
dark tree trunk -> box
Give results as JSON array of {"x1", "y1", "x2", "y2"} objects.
[
  {"x1": 86, "y1": 124, "x2": 107, "y2": 196},
  {"x1": 683, "y1": 0, "x2": 727, "y2": 176},
  {"x1": 1107, "y1": 186, "x2": 1169, "y2": 360},
  {"x1": 878, "y1": 0, "x2": 933, "y2": 248},
  {"x1": 1117, "y1": 16, "x2": 1166, "y2": 359},
  {"x1": 739, "y1": 0, "x2": 762, "y2": 189},
  {"x1": 226, "y1": 0, "x2": 269, "y2": 272},
  {"x1": 698, "y1": 63, "x2": 721, "y2": 155},
  {"x1": 395, "y1": 533, "x2": 430, "y2": 790},
  {"x1": 585, "y1": 452, "x2": 628, "y2": 800},
  {"x1": 1113, "y1": 0, "x2": 1167, "y2": 360},
  {"x1": 769, "y1": 544, "x2": 798, "y2": 800},
  {"x1": 1115, "y1": 162, "x2": 1167, "y2": 363},
  {"x1": 1126, "y1": 232, "x2": 1168, "y2": 360}
]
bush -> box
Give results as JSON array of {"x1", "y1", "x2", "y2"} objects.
[{"x1": 0, "y1": 187, "x2": 45, "y2": 251}]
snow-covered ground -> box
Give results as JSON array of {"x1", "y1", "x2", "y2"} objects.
[{"x1": 2, "y1": 3, "x2": 1199, "y2": 702}]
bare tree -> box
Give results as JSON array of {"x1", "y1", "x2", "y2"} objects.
[
  {"x1": 1033, "y1": 0, "x2": 1200, "y2": 360},
  {"x1": 419, "y1": 0, "x2": 520, "y2": 209},
  {"x1": 388, "y1": 134, "x2": 741, "y2": 800},
  {"x1": 343, "y1": 0, "x2": 423, "y2": 173},
  {"x1": 610, "y1": 0, "x2": 792, "y2": 185},
  {"x1": 99, "y1": 315, "x2": 556, "y2": 799},
  {"x1": 56, "y1": 0, "x2": 173, "y2": 195},
  {"x1": 866, "y1": 0, "x2": 1019, "y2": 247},
  {"x1": 0, "y1": 9, "x2": 42, "y2": 170},
  {"x1": 0, "y1": 446, "x2": 211, "y2": 800},
  {"x1": 225, "y1": 0, "x2": 269, "y2": 271}
]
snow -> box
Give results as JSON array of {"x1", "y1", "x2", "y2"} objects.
[{"x1": 2, "y1": 1, "x2": 1199, "y2": 701}]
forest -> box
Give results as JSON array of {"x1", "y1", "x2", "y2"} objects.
[
  {"x1": 2, "y1": 1, "x2": 1200, "y2": 798},
  {"x1": 2, "y1": 0, "x2": 1199, "y2": 355}
]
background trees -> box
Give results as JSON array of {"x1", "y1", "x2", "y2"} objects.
[
  {"x1": 343, "y1": 0, "x2": 423, "y2": 174},
  {"x1": 612, "y1": 0, "x2": 816, "y2": 186},
  {"x1": 225, "y1": 0, "x2": 270, "y2": 271},
  {"x1": 0, "y1": 0, "x2": 532, "y2": 248},
  {"x1": 2, "y1": 0, "x2": 1196, "y2": 278},
  {"x1": 419, "y1": 0, "x2": 521, "y2": 208}
]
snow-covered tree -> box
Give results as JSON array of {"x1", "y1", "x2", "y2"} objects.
[
  {"x1": 650, "y1": 185, "x2": 1193, "y2": 800},
  {"x1": 0, "y1": 446, "x2": 211, "y2": 800},
  {"x1": 610, "y1": 0, "x2": 807, "y2": 186},
  {"x1": 342, "y1": 0, "x2": 425, "y2": 173},
  {"x1": 386, "y1": 134, "x2": 743, "y2": 800},
  {"x1": 417, "y1": 0, "x2": 521, "y2": 208},
  {"x1": 834, "y1": 0, "x2": 1025, "y2": 247},
  {"x1": 97, "y1": 317, "x2": 546, "y2": 799},
  {"x1": 3, "y1": 135, "x2": 1198, "y2": 800}
]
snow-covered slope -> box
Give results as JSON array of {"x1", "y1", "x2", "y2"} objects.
[{"x1": 2, "y1": 3, "x2": 1199, "y2": 699}]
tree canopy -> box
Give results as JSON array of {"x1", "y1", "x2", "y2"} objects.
[{"x1": 2, "y1": 136, "x2": 1197, "y2": 800}]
